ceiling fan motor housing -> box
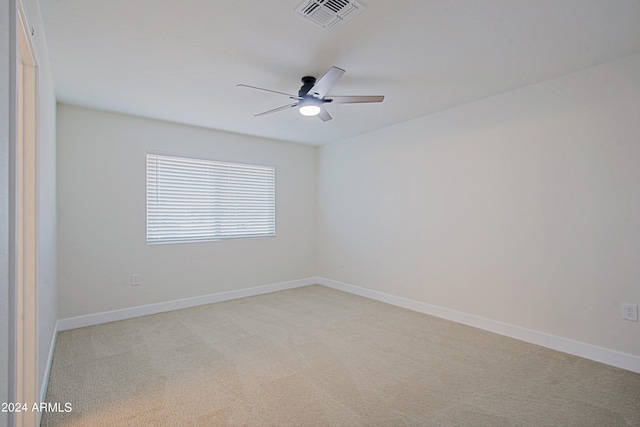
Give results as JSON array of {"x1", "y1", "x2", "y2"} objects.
[{"x1": 299, "y1": 76, "x2": 317, "y2": 97}]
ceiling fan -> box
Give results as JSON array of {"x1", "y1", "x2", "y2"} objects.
[{"x1": 237, "y1": 66, "x2": 384, "y2": 122}]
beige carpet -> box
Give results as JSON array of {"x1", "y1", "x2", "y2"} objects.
[{"x1": 43, "y1": 285, "x2": 640, "y2": 426}]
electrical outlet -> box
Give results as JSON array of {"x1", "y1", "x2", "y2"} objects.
[
  {"x1": 622, "y1": 303, "x2": 638, "y2": 322},
  {"x1": 131, "y1": 274, "x2": 141, "y2": 286}
]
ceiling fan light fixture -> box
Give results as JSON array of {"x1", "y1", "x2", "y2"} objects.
[
  {"x1": 298, "y1": 99, "x2": 321, "y2": 116},
  {"x1": 299, "y1": 104, "x2": 321, "y2": 116}
]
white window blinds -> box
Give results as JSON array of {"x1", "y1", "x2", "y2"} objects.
[{"x1": 146, "y1": 153, "x2": 275, "y2": 244}]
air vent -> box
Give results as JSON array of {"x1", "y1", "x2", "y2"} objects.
[{"x1": 295, "y1": 0, "x2": 365, "y2": 30}]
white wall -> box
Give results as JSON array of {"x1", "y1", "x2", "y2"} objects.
[
  {"x1": 318, "y1": 53, "x2": 640, "y2": 357},
  {"x1": 57, "y1": 104, "x2": 317, "y2": 318}
]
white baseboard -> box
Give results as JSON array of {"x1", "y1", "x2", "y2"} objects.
[
  {"x1": 39, "y1": 319, "x2": 58, "y2": 424},
  {"x1": 57, "y1": 277, "x2": 317, "y2": 331},
  {"x1": 317, "y1": 277, "x2": 640, "y2": 374}
]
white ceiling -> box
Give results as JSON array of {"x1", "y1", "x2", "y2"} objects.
[{"x1": 39, "y1": 0, "x2": 640, "y2": 146}]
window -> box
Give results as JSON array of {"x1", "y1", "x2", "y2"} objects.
[{"x1": 146, "y1": 153, "x2": 275, "y2": 244}]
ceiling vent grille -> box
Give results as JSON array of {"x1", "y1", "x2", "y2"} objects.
[{"x1": 295, "y1": 0, "x2": 365, "y2": 30}]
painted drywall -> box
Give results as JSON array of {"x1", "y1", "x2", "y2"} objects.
[
  {"x1": 21, "y1": 0, "x2": 59, "y2": 398},
  {"x1": 1, "y1": 2, "x2": 13, "y2": 424},
  {"x1": 318, "y1": 53, "x2": 640, "y2": 357},
  {"x1": 57, "y1": 105, "x2": 317, "y2": 318}
]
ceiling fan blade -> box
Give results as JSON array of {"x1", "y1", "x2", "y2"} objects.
[
  {"x1": 308, "y1": 66, "x2": 345, "y2": 98},
  {"x1": 317, "y1": 106, "x2": 332, "y2": 122},
  {"x1": 327, "y1": 95, "x2": 385, "y2": 104},
  {"x1": 254, "y1": 103, "x2": 299, "y2": 117},
  {"x1": 237, "y1": 84, "x2": 301, "y2": 99}
]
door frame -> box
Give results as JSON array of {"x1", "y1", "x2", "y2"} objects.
[{"x1": 11, "y1": 1, "x2": 40, "y2": 426}]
